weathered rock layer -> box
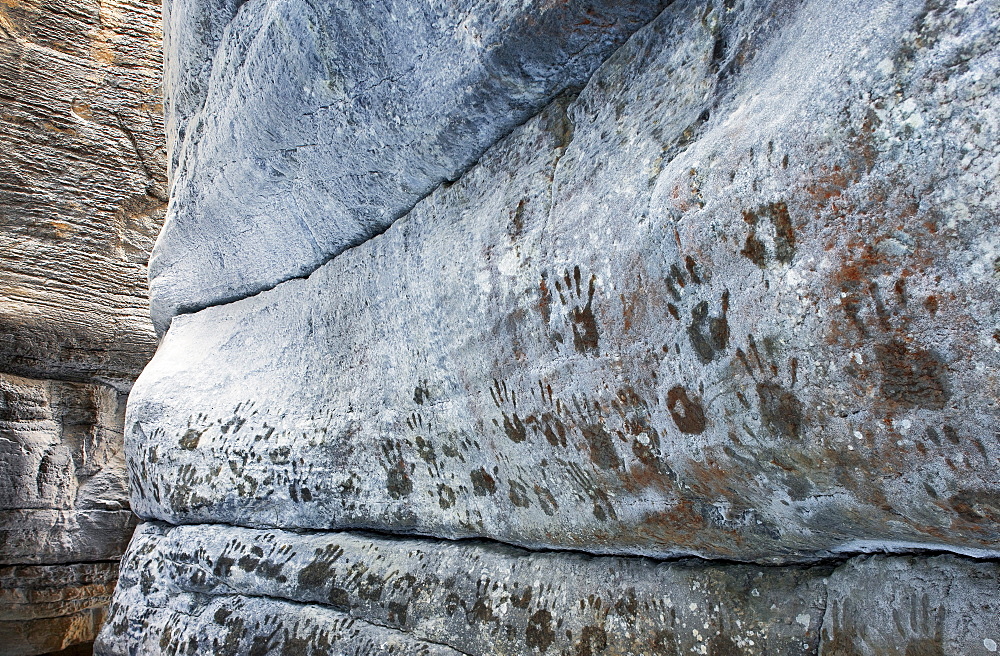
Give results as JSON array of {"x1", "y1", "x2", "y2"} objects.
[
  {"x1": 99, "y1": 523, "x2": 999, "y2": 656},
  {"x1": 0, "y1": 0, "x2": 165, "y2": 651},
  {"x1": 109, "y1": 0, "x2": 1000, "y2": 652},
  {"x1": 129, "y1": 0, "x2": 999, "y2": 560}
]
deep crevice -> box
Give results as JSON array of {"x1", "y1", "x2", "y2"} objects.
[{"x1": 142, "y1": 518, "x2": 1000, "y2": 569}]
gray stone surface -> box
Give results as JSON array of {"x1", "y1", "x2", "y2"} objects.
[
  {"x1": 128, "y1": 0, "x2": 1000, "y2": 562},
  {"x1": 821, "y1": 554, "x2": 1000, "y2": 656},
  {"x1": 0, "y1": 561, "x2": 118, "y2": 656},
  {"x1": 0, "y1": 373, "x2": 136, "y2": 564},
  {"x1": 97, "y1": 522, "x2": 829, "y2": 656},
  {"x1": 96, "y1": 523, "x2": 1000, "y2": 656},
  {"x1": 148, "y1": 0, "x2": 673, "y2": 332}
]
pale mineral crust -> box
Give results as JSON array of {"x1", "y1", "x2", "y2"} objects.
[
  {"x1": 127, "y1": 0, "x2": 1000, "y2": 561},
  {"x1": 146, "y1": 0, "x2": 674, "y2": 332}
]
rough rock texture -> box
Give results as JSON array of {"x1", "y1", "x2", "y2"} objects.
[
  {"x1": 0, "y1": 0, "x2": 164, "y2": 651},
  {"x1": 128, "y1": 0, "x2": 1000, "y2": 562},
  {"x1": 0, "y1": 562, "x2": 118, "y2": 656},
  {"x1": 147, "y1": 0, "x2": 674, "y2": 332},
  {"x1": 0, "y1": 0, "x2": 165, "y2": 385},
  {"x1": 98, "y1": 523, "x2": 1000, "y2": 656},
  {"x1": 0, "y1": 373, "x2": 135, "y2": 566},
  {"x1": 111, "y1": 0, "x2": 1000, "y2": 652}
]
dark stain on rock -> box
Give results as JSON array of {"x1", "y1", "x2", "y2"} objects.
[
  {"x1": 509, "y1": 479, "x2": 532, "y2": 508},
  {"x1": 580, "y1": 421, "x2": 623, "y2": 470},
  {"x1": 534, "y1": 484, "x2": 559, "y2": 516},
  {"x1": 413, "y1": 380, "x2": 431, "y2": 405},
  {"x1": 949, "y1": 489, "x2": 1000, "y2": 523},
  {"x1": 501, "y1": 411, "x2": 528, "y2": 443},
  {"x1": 741, "y1": 201, "x2": 795, "y2": 266},
  {"x1": 437, "y1": 483, "x2": 456, "y2": 509},
  {"x1": 756, "y1": 381, "x2": 803, "y2": 439},
  {"x1": 469, "y1": 596, "x2": 499, "y2": 625},
  {"x1": 296, "y1": 544, "x2": 344, "y2": 589},
  {"x1": 387, "y1": 600, "x2": 409, "y2": 626},
  {"x1": 526, "y1": 608, "x2": 555, "y2": 653},
  {"x1": 381, "y1": 441, "x2": 414, "y2": 499},
  {"x1": 212, "y1": 555, "x2": 235, "y2": 578},
  {"x1": 470, "y1": 467, "x2": 497, "y2": 495},
  {"x1": 357, "y1": 573, "x2": 384, "y2": 602},
  {"x1": 874, "y1": 339, "x2": 948, "y2": 410},
  {"x1": 687, "y1": 291, "x2": 730, "y2": 363},
  {"x1": 667, "y1": 385, "x2": 707, "y2": 435},
  {"x1": 532, "y1": 411, "x2": 568, "y2": 447},
  {"x1": 614, "y1": 587, "x2": 638, "y2": 617},
  {"x1": 179, "y1": 428, "x2": 201, "y2": 450},
  {"x1": 555, "y1": 266, "x2": 600, "y2": 355},
  {"x1": 510, "y1": 586, "x2": 532, "y2": 609},
  {"x1": 575, "y1": 625, "x2": 608, "y2": 656},
  {"x1": 708, "y1": 634, "x2": 744, "y2": 656}
]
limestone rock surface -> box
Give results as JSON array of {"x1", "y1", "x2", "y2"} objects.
[
  {"x1": 128, "y1": 0, "x2": 1000, "y2": 562},
  {"x1": 147, "y1": 0, "x2": 673, "y2": 331}
]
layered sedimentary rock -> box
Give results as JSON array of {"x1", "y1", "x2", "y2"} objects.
[
  {"x1": 109, "y1": 0, "x2": 1000, "y2": 652},
  {"x1": 98, "y1": 523, "x2": 1000, "y2": 656},
  {"x1": 0, "y1": 562, "x2": 118, "y2": 656},
  {"x1": 147, "y1": 0, "x2": 673, "y2": 331},
  {"x1": 0, "y1": 373, "x2": 135, "y2": 566},
  {"x1": 0, "y1": 0, "x2": 164, "y2": 651},
  {"x1": 0, "y1": 0, "x2": 165, "y2": 385}
]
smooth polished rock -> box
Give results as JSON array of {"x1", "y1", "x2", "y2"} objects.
[
  {"x1": 128, "y1": 0, "x2": 1000, "y2": 562},
  {"x1": 148, "y1": 0, "x2": 673, "y2": 331}
]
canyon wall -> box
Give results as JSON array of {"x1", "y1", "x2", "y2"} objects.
[
  {"x1": 0, "y1": 0, "x2": 165, "y2": 652},
  {"x1": 105, "y1": 0, "x2": 999, "y2": 654}
]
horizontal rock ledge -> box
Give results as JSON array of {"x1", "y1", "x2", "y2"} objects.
[{"x1": 96, "y1": 522, "x2": 1000, "y2": 656}]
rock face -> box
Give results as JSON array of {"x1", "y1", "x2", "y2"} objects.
[
  {"x1": 97, "y1": 523, "x2": 999, "y2": 656},
  {"x1": 0, "y1": 0, "x2": 165, "y2": 385},
  {"x1": 109, "y1": 0, "x2": 1000, "y2": 652},
  {"x1": 0, "y1": 0, "x2": 164, "y2": 652},
  {"x1": 0, "y1": 562, "x2": 119, "y2": 656},
  {"x1": 0, "y1": 374, "x2": 135, "y2": 567},
  {"x1": 147, "y1": 0, "x2": 673, "y2": 332}
]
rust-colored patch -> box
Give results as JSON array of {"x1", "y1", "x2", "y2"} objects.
[
  {"x1": 874, "y1": 339, "x2": 948, "y2": 410},
  {"x1": 667, "y1": 385, "x2": 706, "y2": 434}
]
